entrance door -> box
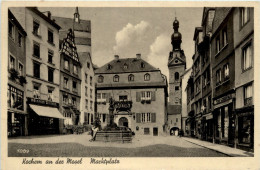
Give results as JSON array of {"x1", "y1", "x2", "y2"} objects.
[
  {"x1": 153, "y1": 127, "x2": 158, "y2": 136},
  {"x1": 119, "y1": 117, "x2": 128, "y2": 127}
]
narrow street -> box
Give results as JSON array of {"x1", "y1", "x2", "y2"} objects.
[{"x1": 8, "y1": 134, "x2": 228, "y2": 157}]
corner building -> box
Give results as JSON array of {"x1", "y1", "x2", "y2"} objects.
[{"x1": 95, "y1": 54, "x2": 168, "y2": 136}]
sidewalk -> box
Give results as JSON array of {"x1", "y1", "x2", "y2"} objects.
[{"x1": 182, "y1": 137, "x2": 254, "y2": 157}]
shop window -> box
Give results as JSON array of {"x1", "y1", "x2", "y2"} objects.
[
  {"x1": 242, "y1": 43, "x2": 252, "y2": 71},
  {"x1": 238, "y1": 116, "x2": 252, "y2": 144},
  {"x1": 48, "y1": 29, "x2": 54, "y2": 44},
  {"x1": 33, "y1": 62, "x2": 40, "y2": 78},
  {"x1": 240, "y1": 7, "x2": 250, "y2": 27},
  {"x1": 113, "y1": 75, "x2": 119, "y2": 82},
  {"x1": 144, "y1": 73, "x2": 150, "y2": 81},
  {"x1": 33, "y1": 42, "x2": 40, "y2": 58},
  {"x1": 244, "y1": 84, "x2": 253, "y2": 106},
  {"x1": 8, "y1": 85, "x2": 24, "y2": 110},
  {"x1": 223, "y1": 107, "x2": 229, "y2": 138},
  {"x1": 144, "y1": 128, "x2": 150, "y2": 135}
]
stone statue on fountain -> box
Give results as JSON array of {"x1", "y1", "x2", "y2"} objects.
[{"x1": 103, "y1": 97, "x2": 118, "y2": 131}]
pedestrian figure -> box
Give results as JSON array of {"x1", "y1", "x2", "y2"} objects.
[{"x1": 89, "y1": 125, "x2": 99, "y2": 142}]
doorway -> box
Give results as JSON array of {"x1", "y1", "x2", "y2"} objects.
[
  {"x1": 118, "y1": 117, "x2": 128, "y2": 127},
  {"x1": 153, "y1": 127, "x2": 158, "y2": 136}
]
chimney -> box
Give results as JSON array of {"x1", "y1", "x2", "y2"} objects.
[
  {"x1": 136, "y1": 53, "x2": 141, "y2": 59},
  {"x1": 114, "y1": 55, "x2": 119, "y2": 60},
  {"x1": 47, "y1": 11, "x2": 51, "y2": 19}
]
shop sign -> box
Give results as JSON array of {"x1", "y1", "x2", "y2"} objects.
[
  {"x1": 214, "y1": 94, "x2": 233, "y2": 105},
  {"x1": 27, "y1": 97, "x2": 59, "y2": 107}
]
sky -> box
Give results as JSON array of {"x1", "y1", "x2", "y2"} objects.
[{"x1": 40, "y1": 7, "x2": 203, "y2": 79}]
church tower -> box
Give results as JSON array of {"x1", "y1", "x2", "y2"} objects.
[{"x1": 167, "y1": 17, "x2": 186, "y2": 133}]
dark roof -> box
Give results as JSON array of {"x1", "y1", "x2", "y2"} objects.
[
  {"x1": 201, "y1": 7, "x2": 215, "y2": 26},
  {"x1": 168, "y1": 105, "x2": 182, "y2": 115},
  {"x1": 8, "y1": 9, "x2": 27, "y2": 36},
  {"x1": 27, "y1": 7, "x2": 61, "y2": 30},
  {"x1": 212, "y1": 7, "x2": 232, "y2": 35},
  {"x1": 95, "y1": 58, "x2": 160, "y2": 74},
  {"x1": 52, "y1": 16, "x2": 91, "y2": 34}
]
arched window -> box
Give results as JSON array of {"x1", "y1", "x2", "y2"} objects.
[
  {"x1": 128, "y1": 74, "x2": 134, "y2": 82},
  {"x1": 175, "y1": 72, "x2": 179, "y2": 80},
  {"x1": 98, "y1": 75, "x2": 104, "y2": 83},
  {"x1": 113, "y1": 75, "x2": 119, "y2": 82},
  {"x1": 144, "y1": 73, "x2": 150, "y2": 81}
]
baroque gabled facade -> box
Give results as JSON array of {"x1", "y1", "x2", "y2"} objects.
[{"x1": 95, "y1": 54, "x2": 168, "y2": 136}]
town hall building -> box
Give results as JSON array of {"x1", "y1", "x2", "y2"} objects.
[{"x1": 95, "y1": 54, "x2": 168, "y2": 136}]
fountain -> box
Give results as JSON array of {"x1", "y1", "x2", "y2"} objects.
[{"x1": 95, "y1": 98, "x2": 132, "y2": 143}]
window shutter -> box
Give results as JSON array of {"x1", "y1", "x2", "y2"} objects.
[
  {"x1": 151, "y1": 113, "x2": 156, "y2": 123},
  {"x1": 151, "y1": 91, "x2": 156, "y2": 101},
  {"x1": 136, "y1": 92, "x2": 141, "y2": 102},
  {"x1": 136, "y1": 113, "x2": 141, "y2": 123}
]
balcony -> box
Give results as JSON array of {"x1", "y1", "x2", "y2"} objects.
[{"x1": 114, "y1": 100, "x2": 133, "y2": 112}]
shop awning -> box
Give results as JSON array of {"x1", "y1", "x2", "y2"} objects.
[{"x1": 30, "y1": 104, "x2": 65, "y2": 119}]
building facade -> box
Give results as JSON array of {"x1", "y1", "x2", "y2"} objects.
[
  {"x1": 199, "y1": 8, "x2": 215, "y2": 142},
  {"x1": 233, "y1": 7, "x2": 254, "y2": 151},
  {"x1": 59, "y1": 29, "x2": 82, "y2": 126},
  {"x1": 8, "y1": 10, "x2": 27, "y2": 137},
  {"x1": 167, "y1": 18, "x2": 186, "y2": 135},
  {"x1": 10, "y1": 7, "x2": 64, "y2": 135},
  {"x1": 211, "y1": 8, "x2": 236, "y2": 146},
  {"x1": 53, "y1": 7, "x2": 95, "y2": 126},
  {"x1": 95, "y1": 54, "x2": 168, "y2": 136}
]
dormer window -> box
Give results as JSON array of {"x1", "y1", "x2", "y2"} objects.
[
  {"x1": 123, "y1": 63, "x2": 128, "y2": 69},
  {"x1": 128, "y1": 74, "x2": 134, "y2": 82},
  {"x1": 144, "y1": 73, "x2": 150, "y2": 81},
  {"x1": 141, "y1": 62, "x2": 145, "y2": 68},
  {"x1": 107, "y1": 64, "x2": 112, "y2": 70},
  {"x1": 98, "y1": 75, "x2": 104, "y2": 83},
  {"x1": 114, "y1": 75, "x2": 119, "y2": 82}
]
